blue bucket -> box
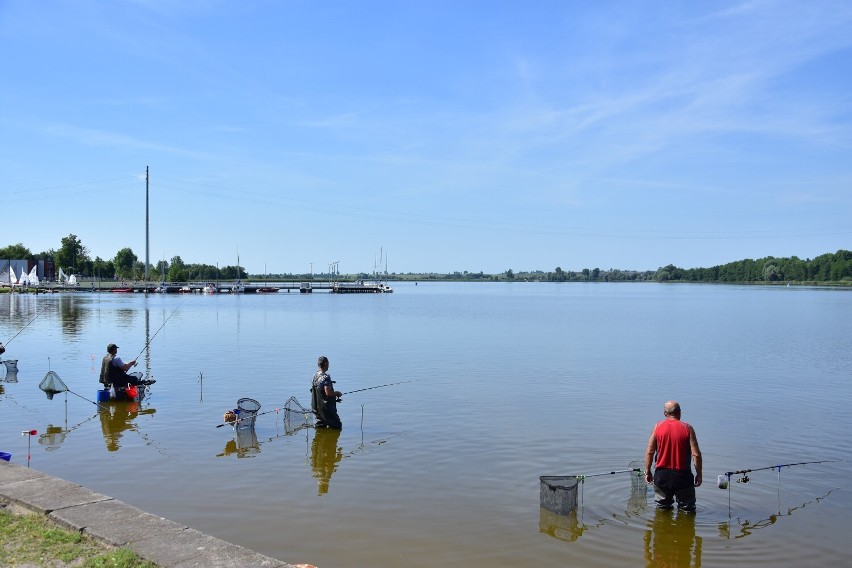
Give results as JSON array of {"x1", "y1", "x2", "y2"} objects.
[
  {"x1": 96, "y1": 389, "x2": 111, "y2": 402},
  {"x1": 0, "y1": 451, "x2": 11, "y2": 462}
]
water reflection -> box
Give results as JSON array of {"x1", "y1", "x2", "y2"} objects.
[
  {"x1": 539, "y1": 506, "x2": 588, "y2": 542},
  {"x1": 718, "y1": 486, "x2": 838, "y2": 540},
  {"x1": 2, "y1": 360, "x2": 19, "y2": 382},
  {"x1": 218, "y1": 427, "x2": 261, "y2": 458},
  {"x1": 98, "y1": 400, "x2": 157, "y2": 452},
  {"x1": 38, "y1": 414, "x2": 100, "y2": 451},
  {"x1": 59, "y1": 296, "x2": 85, "y2": 335},
  {"x1": 310, "y1": 428, "x2": 342, "y2": 495},
  {"x1": 38, "y1": 424, "x2": 67, "y2": 450},
  {"x1": 643, "y1": 508, "x2": 702, "y2": 567}
]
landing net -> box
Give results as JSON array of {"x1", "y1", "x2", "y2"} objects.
[
  {"x1": 235, "y1": 397, "x2": 261, "y2": 429},
  {"x1": 284, "y1": 396, "x2": 314, "y2": 433},
  {"x1": 540, "y1": 476, "x2": 580, "y2": 516}
]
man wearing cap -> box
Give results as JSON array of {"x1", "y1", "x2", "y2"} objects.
[
  {"x1": 644, "y1": 400, "x2": 702, "y2": 511},
  {"x1": 100, "y1": 344, "x2": 154, "y2": 389}
]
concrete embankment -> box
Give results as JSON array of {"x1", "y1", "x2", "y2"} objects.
[{"x1": 0, "y1": 461, "x2": 311, "y2": 567}]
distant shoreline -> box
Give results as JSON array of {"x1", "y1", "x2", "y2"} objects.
[{"x1": 2, "y1": 278, "x2": 850, "y2": 294}]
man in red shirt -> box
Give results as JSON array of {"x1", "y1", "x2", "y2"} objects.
[{"x1": 644, "y1": 400, "x2": 702, "y2": 511}]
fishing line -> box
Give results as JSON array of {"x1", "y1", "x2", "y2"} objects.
[
  {"x1": 133, "y1": 301, "x2": 183, "y2": 361},
  {"x1": 2, "y1": 300, "x2": 54, "y2": 347},
  {"x1": 65, "y1": 389, "x2": 110, "y2": 411}
]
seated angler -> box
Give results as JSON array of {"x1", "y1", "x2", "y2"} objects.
[{"x1": 99, "y1": 343, "x2": 155, "y2": 389}]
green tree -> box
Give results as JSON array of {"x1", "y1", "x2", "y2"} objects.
[
  {"x1": 0, "y1": 243, "x2": 32, "y2": 259},
  {"x1": 55, "y1": 234, "x2": 89, "y2": 274},
  {"x1": 92, "y1": 257, "x2": 115, "y2": 280},
  {"x1": 582, "y1": 268, "x2": 590, "y2": 281},
  {"x1": 763, "y1": 263, "x2": 780, "y2": 282},
  {"x1": 155, "y1": 259, "x2": 169, "y2": 280},
  {"x1": 113, "y1": 248, "x2": 138, "y2": 279},
  {"x1": 167, "y1": 256, "x2": 187, "y2": 282},
  {"x1": 505, "y1": 269, "x2": 515, "y2": 280}
]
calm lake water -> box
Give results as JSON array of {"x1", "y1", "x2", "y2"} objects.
[{"x1": 1, "y1": 282, "x2": 850, "y2": 567}]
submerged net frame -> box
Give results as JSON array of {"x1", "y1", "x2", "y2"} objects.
[
  {"x1": 39, "y1": 370, "x2": 68, "y2": 400},
  {"x1": 2, "y1": 359, "x2": 19, "y2": 382},
  {"x1": 540, "y1": 476, "x2": 580, "y2": 516},
  {"x1": 540, "y1": 463, "x2": 646, "y2": 517},
  {"x1": 283, "y1": 396, "x2": 314, "y2": 433}
]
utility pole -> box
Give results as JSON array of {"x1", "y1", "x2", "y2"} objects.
[{"x1": 145, "y1": 166, "x2": 150, "y2": 282}]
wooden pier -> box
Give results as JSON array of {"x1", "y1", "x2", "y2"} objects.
[{"x1": 4, "y1": 280, "x2": 393, "y2": 294}]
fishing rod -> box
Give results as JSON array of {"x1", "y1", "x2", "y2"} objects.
[
  {"x1": 718, "y1": 460, "x2": 839, "y2": 488},
  {"x1": 342, "y1": 379, "x2": 415, "y2": 396},
  {"x1": 216, "y1": 397, "x2": 312, "y2": 428},
  {"x1": 133, "y1": 301, "x2": 183, "y2": 360},
  {"x1": 215, "y1": 405, "x2": 288, "y2": 428},
  {"x1": 213, "y1": 379, "x2": 416, "y2": 428},
  {"x1": 577, "y1": 468, "x2": 642, "y2": 481},
  {"x1": 2, "y1": 300, "x2": 54, "y2": 348}
]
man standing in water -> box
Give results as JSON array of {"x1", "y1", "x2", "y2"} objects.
[
  {"x1": 644, "y1": 400, "x2": 702, "y2": 511},
  {"x1": 311, "y1": 355, "x2": 342, "y2": 429}
]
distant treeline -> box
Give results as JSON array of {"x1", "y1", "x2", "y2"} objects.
[
  {"x1": 652, "y1": 249, "x2": 852, "y2": 283},
  {"x1": 2, "y1": 237, "x2": 850, "y2": 285},
  {"x1": 393, "y1": 250, "x2": 852, "y2": 284}
]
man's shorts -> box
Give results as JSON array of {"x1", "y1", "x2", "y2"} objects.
[{"x1": 653, "y1": 468, "x2": 696, "y2": 511}]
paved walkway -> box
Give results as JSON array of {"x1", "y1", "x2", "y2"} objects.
[{"x1": 0, "y1": 461, "x2": 311, "y2": 567}]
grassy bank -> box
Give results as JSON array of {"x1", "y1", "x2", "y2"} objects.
[{"x1": 0, "y1": 502, "x2": 157, "y2": 567}]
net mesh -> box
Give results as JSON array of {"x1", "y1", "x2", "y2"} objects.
[
  {"x1": 284, "y1": 396, "x2": 314, "y2": 433},
  {"x1": 39, "y1": 371, "x2": 68, "y2": 400},
  {"x1": 235, "y1": 397, "x2": 261, "y2": 428},
  {"x1": 540, "y1": 476, "x2": 579, "y2": 516}
]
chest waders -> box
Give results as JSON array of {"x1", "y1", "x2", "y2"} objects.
[{"x1": 311, "y1": 384, "x2": 342, "y2": 430}]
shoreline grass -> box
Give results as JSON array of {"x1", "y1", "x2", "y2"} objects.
[{"x1": 0, "y1": 502, "x2": 157, "y2": 567}]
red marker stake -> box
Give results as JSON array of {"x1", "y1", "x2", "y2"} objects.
[{"x1": 22, "y1": 430, "x2": 37, "y2": 467}]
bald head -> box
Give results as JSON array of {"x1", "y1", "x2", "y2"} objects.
[{"x1": 663, "y1": 400, "x2": 681, "y2": 417}]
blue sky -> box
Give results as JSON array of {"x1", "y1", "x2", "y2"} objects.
[{"x1": 2, "y1": 0, "x2": 850, "y2": 275}]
